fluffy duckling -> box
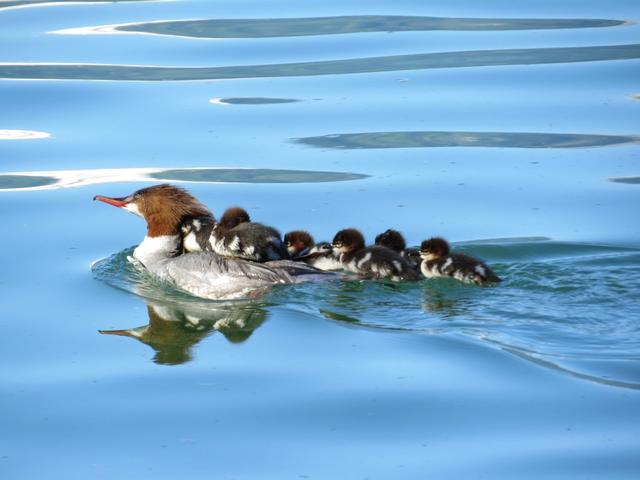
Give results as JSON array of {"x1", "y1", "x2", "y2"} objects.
[
  {"x1": 181, "y1": 206, "x2": 287, "y2": 262},
  {"x1": 374, "y1": 229, "x2": 421, "y2": 268},
  {"x1": 419, "y1": 237, "x2": 501, "y2": 285},
  {"x1": 218, "y1": 206, "x2": 250, "y2": 230},
  {"x1": 332, "y1": 228, "x2": 419, "y2": 281},
  {"x1": 284, "y1": 230, "x2": 342, "y2": 271},
  {"x1": 284, "y1": 230, "x2": 314, "y2": 258}
]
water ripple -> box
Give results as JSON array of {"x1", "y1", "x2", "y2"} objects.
[
  {"x1": 0, "y1": 167, "x2": 368, "y2": 191},
  {"x1": 1, "y1": 44, "x2": 639, "y2": 81},
  {"x1": 210, "y1": 97, "x2": 300, "y2": 105},
  {"x1": 610, "y1": 176, "x2": 640, "y2": 184},
  {"x1": 294, "y1": 131, "x2": 639, "y2": 149},
  {"x1": 54, "y1": 15, "x2": 629, "y2": 38}
]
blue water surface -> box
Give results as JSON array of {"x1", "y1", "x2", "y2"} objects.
[{"x1": 1, "y1": 1, "x2": 639, "y2": 479}]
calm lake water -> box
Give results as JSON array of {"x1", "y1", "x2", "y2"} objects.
[{"x1": 1, "y1": 0, "x2": 639, "y2": 478}]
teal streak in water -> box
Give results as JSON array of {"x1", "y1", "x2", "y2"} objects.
[
  {"x1": 2, "y1": 44, "x2": 639, "y2": 81},
  {"x1": 0, "y1": 174, "x2": 58, "y2": 189},
  {"x1": 213, "y1": 97, "x2": 300, "y2": 105},
  {"x1": 610, "y1": 176, "x2": 640, "y2": 184},
  {"x1": 150, "y1": 168, "x2": 367, "y2": 183},
  {"x1": 0, "y1": 167, "x2": 368, "y2": 191},
  {"x1": 115, "y1": 15, "x2": 627, "y2": 38},
  {"x1": 294, "y1": 131, "x2": 639, "y2": 149}
]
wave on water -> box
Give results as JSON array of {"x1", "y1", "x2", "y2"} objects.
[
  {"x1": 0, "y1": 167, "x2": 368, "y2": 191},
  {"x1": 53, "y1": 15, "x2": 628, "y2": 38},
  {"x1": 293, "y1": 131, "x2": 639, "y2": 149},
  {"x1": 2, "y1": 44, "x2": 639, "y2": 81},
  {"x1": 92, "y1": 240, "x2": 640, "y2": 387}
]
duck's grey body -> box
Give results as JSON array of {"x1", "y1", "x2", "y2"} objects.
[{"x1": 135, "y1": 239, "x2": 334, "y2": 300}]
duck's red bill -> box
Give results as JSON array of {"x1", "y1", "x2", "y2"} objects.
[{"x1": 94, "y1": 195, "x2": 128, "y2": 208}]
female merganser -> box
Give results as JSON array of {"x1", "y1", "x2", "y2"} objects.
[
  {"x1": 419, "y1": 237, "x2": 501, "y2": 285},
  {"x1": 374, "y1": 229, "x2": 421, "y2": 268},
  {"x1": 181, "y1": 205, "x2": 287, "y2": 262},
  {"x1": 94, "y1": 184, "x2": 332, "y2": 300},
  {"x1": 332, "y1": 228, "x2": 419, "y2": 281},
  {"x1": 284, "y1": 230, "x2": 342, "y2": 271}
]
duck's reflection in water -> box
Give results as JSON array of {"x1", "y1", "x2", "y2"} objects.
[{"x1": 100, "y1": 300, "x2": 268, "y2": 365}]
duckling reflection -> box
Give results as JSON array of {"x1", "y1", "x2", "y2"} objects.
[
  {"x1": 100, "y1": 300, "x2": 268, "y2": 365},
  {"x1": 420, "y1": 288, "x2": 472, "y2": 319}
]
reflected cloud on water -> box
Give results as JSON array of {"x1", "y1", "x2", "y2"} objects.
[
  {"x1": 52, "y1": 15, "x2": 628, "y2": 38},
  {"x1": 100, "y1": 299, "x2": 268, "y2": 365},
  {"x1": 0, "y1": 167, "x2": 368, "y2": 192}
]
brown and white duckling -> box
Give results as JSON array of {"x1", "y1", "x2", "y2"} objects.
[
  {"x1": 284, "y1": 230, "x2": 342, "y2": 271},
  {"x1": 332, "y1": 228, "x2": 419, "y2": 281},
  {"x1": 374, "y1": 228, "x2": 421, "y2": 268},
  {"x1": 94, "y1": 184, "x2": 331, "y2": 300},
  {"x1": 181, "y1": 205, "x2": 287, "y2": 262},
  {"x1": 419, "y1": 237, "x2": 501, "y2": 285},
  {"x1": 284, "y1": 230, "x2": 315, "y2": 258}
]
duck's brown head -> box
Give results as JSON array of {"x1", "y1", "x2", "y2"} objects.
[
  {"x1": 419, "y1": 237, "x2": 450, "y2": 261},
  {"x1": 332, "y1": 228, "x2": 365, "y2": 254},
  {"x1": 374, "y1": 229, "x2": 406, "y2": 253},
  {"x1": 94, "y1": 184, "x2": 212, "y2": 237}
]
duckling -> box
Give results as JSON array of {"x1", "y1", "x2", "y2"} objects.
[
  {"x1": 284, "y1": 230, "x2": 314, "y2": 258},
  {"x1": 181, "y1": 206, "x2": 287, "y2": 262},
  {"x1": 284, "y1": 230, "x2": 342, "y2": 271},
  {"x1": 332, "y1": 228, "x2": 419, "y2": 281},
  {"x1": 419, "y1": 237, "x2": 501, "y2": 285},
  {"x1": 218, "y1": 206, "x2": 250, "y2": 230},
  {"x1": 374, "y1": 228, "x2": 421, "y2": 268}
]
